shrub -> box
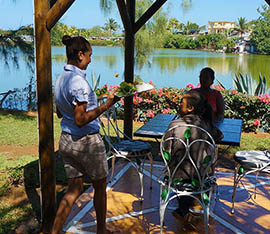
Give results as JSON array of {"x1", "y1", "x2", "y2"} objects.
[
  {"x1": 233, "y1": 73, "x2": 270, "y2": 96},
  {"x1": 222, "y1": 89, "x2": 270, "y2": 132},
  {"x1": 97, "y1": 81, "x2": 270, "y2": 133}
]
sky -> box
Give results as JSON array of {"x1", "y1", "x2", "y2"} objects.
[{"x1": 0, "y1": 0, "x2": 267, "y2": 30}]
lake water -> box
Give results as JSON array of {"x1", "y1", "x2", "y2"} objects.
[{"x1": 1, "y1": 46, "x2": 270, "y2": 94}]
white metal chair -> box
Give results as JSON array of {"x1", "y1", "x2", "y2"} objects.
[
  {"x1": 99, "y1": 102, "x2": 153, "y2": 201},
  {"x1": 159, "y1": 124, "x2": 217, "y2": 234},
  {"x1": 231, "y1": 150, "x2": 270, "y2": 214}
]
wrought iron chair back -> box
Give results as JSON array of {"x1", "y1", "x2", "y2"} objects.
[
  {"x1": 99, "y1": 102, "x2": 153, "y2": 200},
  {"x1": 159, "y1": 124, "x2": 217, "y2": 234}
]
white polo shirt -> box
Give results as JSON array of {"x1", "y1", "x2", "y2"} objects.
[{"x1": 54, "y1": 64, "x2": 100, "y2": 136}]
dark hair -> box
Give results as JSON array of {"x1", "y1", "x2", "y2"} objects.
[
  {"x1": 62, "y1": 35, "x2": 91, "y2": 61},
  {"x1": 200, "y1": 67, "x2": 215, "y2": 82},
  {"x1": 185, "y1": 90, "x2": 214, "y2": 125}
]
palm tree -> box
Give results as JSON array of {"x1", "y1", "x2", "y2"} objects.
[
  {"x1": 167, "y1": 18, "x2": 184, "y2": 34},
  {"x1": 235, "y1": 17, "x2": 248, "y2": 40},
  {"x1": 103, "y1": 18, "x2": 120, "y2": 36}
]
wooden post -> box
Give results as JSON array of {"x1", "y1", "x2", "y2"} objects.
[
  {"x1": 34, "y1": 0, "x2": 55, "y2": 233},
  {"x1": 123, "y1": 0, "x2": 135, "y2": 139},
  {"x1": 34, "y1": 0, "x2": 76, "y2": 232},
  {"x1": 117, "y1": 0, "x2": 168, "y2": 138}
]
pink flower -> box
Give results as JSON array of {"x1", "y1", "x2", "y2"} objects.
[
  {"x1": 149, "y1": 80, "x2": 153, "y2": 84},
  {"x1": 120, "y1": 98, "x2": 124, "y2": 106},
  {"x1": 252, "y1": 119, "x2": 260, "y2": 127},
  {"x1": 146, "y1": 110, "x2": 155, "y2": 118},
  {"x1": 102, "y1": 84, "x2": 108, "y2": 90},
  {"x1": 158, "y1": 89, "x2": 163, "y2": 97},
  {"x1": 161, "y1": 108, "x2": 171, "y2": 114},
  {"x1": 258, "y1": 94, "x2": 270, "y2": 104},
  {"x1": 186, "y1": 83, "x2": 195, "y2": 89},
  {"x1": 232, "y1": 90, "x2": 238, "y2": 95},
  {"x1": 133, "y1": 95, "x2": 143, "y2": 105}
]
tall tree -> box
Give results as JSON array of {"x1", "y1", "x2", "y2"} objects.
[
  {"x1": 183, "y1": 21, "x2": 200, "y2": 35},
  {"x1": 235, "y1": 17, "x2": 248, "y2": 39},
  {"x1": 103, "y1": 18, "x2": 120, "y2": 36},
  {"x1": 134, "y1": 0, "x2": 170, "y2": 68},
  {"x1": 250, "y1": 4, "x2": 270, "y2": 54},
  {"x1": 167, "y1": 18, "x2": 184, "y2": 34}
]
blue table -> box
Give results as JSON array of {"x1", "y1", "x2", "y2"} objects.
[{"x1": 134, "y1": 114, "x2": 242, "y2": 146}]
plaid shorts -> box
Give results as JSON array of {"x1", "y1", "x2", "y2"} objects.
[{"x1": 59, "y1": 132, "x2": 108, "y2": 181}]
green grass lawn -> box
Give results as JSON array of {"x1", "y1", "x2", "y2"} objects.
[{"x1": 0, "y1": 110, "x2": 270, "y2": 233}]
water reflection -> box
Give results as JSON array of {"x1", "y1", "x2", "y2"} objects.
[
  {"x1": 153, "y1": 56, "x2": 205, "y2": 73},
  {"x1": 94, "y1": 55, "x2": 118, "y2": 69},
  {"x1": 1, "y1": 46, "x2": 270, "y2": 94},
  {"x1": 52, "y1": 54, "x2": 66, "y2": 63}
]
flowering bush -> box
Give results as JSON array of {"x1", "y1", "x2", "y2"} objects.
[
  {"x1": 135, "y1": 84, "x2": 270, "y2": 132},
  {"x1": 222, "y1": 89, "x2": 270, "y2": 132},
  {"x1": 135, "y1": 86, "x2": 187, "y2": 121},
  {"x1": 98, "y1": 81, "x2": 270, "y2": 133}
]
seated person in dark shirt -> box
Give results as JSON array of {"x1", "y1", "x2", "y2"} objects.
[
  {"x1": 164, "y1": 90, "x2": 223, "y2": 221},
  {"x1": 194, "y1": 67, "x2": 225, "y2": 119}
]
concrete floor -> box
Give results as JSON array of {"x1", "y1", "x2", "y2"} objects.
[{"x1": 62, "y1": 160, "x2": 270, "y2": 234}]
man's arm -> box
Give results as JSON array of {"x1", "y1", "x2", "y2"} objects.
[{"x1": 216, "y1": 92, "x2": 225, "y2": 119}]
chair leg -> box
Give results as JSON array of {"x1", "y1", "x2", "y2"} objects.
[
  {"x1": 159, "y1": 201, "x2": 167, "y2": 234},
  {"x1": 138, "y1": 171, "x2": 144, "y2": 202},
  {"x1": 254, "y1": 172, "x2": 259, "y2": 199},
  {"x1": 147, "y1": 152, "x2": 153, "y2": 189},
  {"x1": 109, "y1": 156, "x2": 116, "y2": 183},
  {"x1": 203, "y1": 205, "x2": 209, "y2": 234},
  {"x1": 231, "y1": 164, "x2": 241, "y2": 214}
]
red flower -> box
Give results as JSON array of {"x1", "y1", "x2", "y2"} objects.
[
  {"x1": 232, "y1": 90, "x2": 238, "y2": 95},
  {"x1": 252, "y1": 119, "x2": 260, "y2": 127},
  {"x1": 186, "y1": 83, "x2": 195, "y2": 89},
  {"x1": 146, "y1": 110, "x2": 154, "y2": 118}
]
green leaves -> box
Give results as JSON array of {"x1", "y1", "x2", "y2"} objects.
[
  {"x1": 202, "y1": 155, "x2": 212, "y2": 165},
  {"x1": 233, "y1": 73, "x2": 270, "y2": 96},
  {"x1": 161, "y1": 188, "x2": 168, "y2": 200},
  {"x1": 163, "y1": 151, "x2": 171, "y2": 161},
  {"x1": 172, "y1": 177, "x2": 183, "y2": 185},
  {"x1": 184, "y1": 127, "x2": 191, "y2": 139},
  {"x1": 238, "y1": 167, "x2": 244, "y2": 175},
  {"x1": 116, "y1": 82, "x2": 137, "y2": 97},
  {"x1": 192, "y1": 178, "x2": 200, "y2": 187},
  {"x1": 203, "y1": 192, "x2": 210, "y2": 206},
  {"x1": 95, "y1": 85, "x2": 109, "y2": 97}
]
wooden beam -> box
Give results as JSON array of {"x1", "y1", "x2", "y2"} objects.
[
  {"x1": 34, "y1": 0, "x2": 55, "y2": 233},
  {"x1": 46, "y1": 0, "x2": 75, "y2": 30},
  {"x1": 116, "y1": 0, "x2": 133, "y2": 35},
  {"x1": 123, "y1": 0, "x2": 135, "y2": 139},
  {"x1": 265, "y1": 0, "x2": 270, "y2": 5},
  {"x1": 134, "y1": 0, "x2": 167, "y2": 33}
]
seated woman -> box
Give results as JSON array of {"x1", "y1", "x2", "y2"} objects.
[
  {"x1": 194, "y1": 67, "x2": 225, "y2": 119},
  {"x1": 164, "y1": 90, "x2": 223, "y2": 221}
]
